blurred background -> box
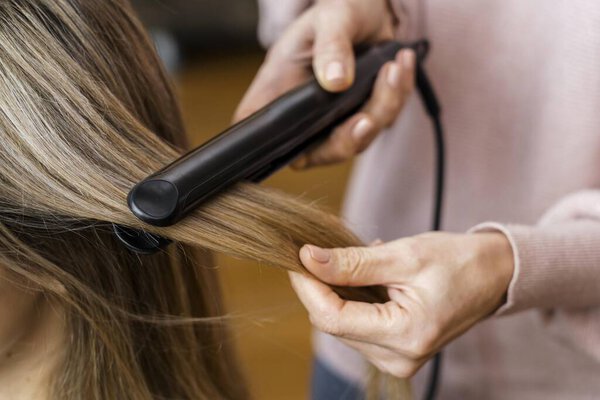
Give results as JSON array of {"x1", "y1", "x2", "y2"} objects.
[{"x1": 132, "y1": 1, "x2": 354, "y2": 399}]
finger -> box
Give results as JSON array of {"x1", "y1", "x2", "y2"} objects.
[
  {"x1": 291, "y1": 113, "x2": 377, "y2": 169},
  {"x1": 289, "y1": 272, "x2": 405, "y2": 341},
  {"x1": 293, "y1": 50, "x2": 416, "y2": 169},
  {"x1": 399, "y1": 49, "x2": 417, "y2": 95},
  {"x1": 322, "y1": 63, "x2": 402, "y2": 160},
  {"x1": 339, "y1": 337, "x2": 423, "y2": 378},
  {"x1": 339, "y1": 336, "x2": 418, "y2": 360},
  {"x1": 341, "y1": 337, "x2": 403, "y2": 371},
  {"x1": 233, "y1": 14, "x2": 314, "y2": 122},
  {"x1": 298, "y1": 243, "x2": 398, "y2": 287},
  {"x1": 362, "y1": 49, "x2": 416, "y2": 129},
  {"x1": 311, "y1": 4, "x2": 357, "y2": 92},
  {"x1": 234, "y1": 62, "x2": 307, "y2": 123},
  {"x1": 340, "y1": 337, "x2": 397, "y2": 359}
]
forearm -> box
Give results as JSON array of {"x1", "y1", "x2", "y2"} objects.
[{"x1": 471, "y1": 190, "x2": 600, "y2": 314}]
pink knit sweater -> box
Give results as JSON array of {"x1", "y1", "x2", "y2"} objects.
[{"x1": 259, "y1": 0, "x2": 600, "y2": 398}]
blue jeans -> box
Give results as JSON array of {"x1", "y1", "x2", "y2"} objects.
[{"x1": 311, "y1": 358, "x2": 364, "y2": 400}]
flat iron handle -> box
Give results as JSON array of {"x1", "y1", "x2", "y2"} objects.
[{"x1": 129, "y1": 41, "x2": 426, "y2": 227}]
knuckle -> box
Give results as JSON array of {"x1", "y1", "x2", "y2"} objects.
[
  {"x1": 409, "y1": 324, "x2": 441, "y2": 357},
  {"x1": 378, "y1": 104, "x2": 402, "y2": 127},
  {"x1": 374, "y1": 303, "x2": 403, "y2": 332},
  {"x1": 341, "y1": 6, "x2": 361, "y2": 34},
  {"x1": 409, "y1": 336, "x2": 433, "y2": 358},
  {"x1": 338, "y1": 247, "x2": 365, "y2": 283},
  {"x1": 316, "y1": 4, "x2": 357, "y2": 36},
  {"x1": 310, "y1": 134, "x2": 351, "y2": 165},
  {"x1": 309, "y1": 312, "x2": 339, "y2": 335},
  {"x1": 317, "y1": 147, "x2": 346, "y2": 166},
  {"x1": 265, "y1": 43, "x2": 286, "y2": 63},
  {"x1": 304, "y1": 149, "x2": 330, "y2": 167},
  {"x1": 330, "y1": 134, "x2": 359, "y2": 161},
  {"x1": 367, "y1": 98, "x2": 400, "y2": 127},
  {"x1": 381, "y1": 98, "x2": 400, "y2": 115},
  {"x1": 388, "y1": 362, "x2": 419, "y2": 379},
  {"x1": 315, "y1": 35, "x2": 346, "y2": 55},
  {"x1": 395, "y1": 238, "x2": 426, "y2": 270},
  {"x1": 313, "y1": 35, "x2": 351, "y2": 64}
]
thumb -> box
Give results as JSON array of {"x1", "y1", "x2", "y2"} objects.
[
  {"x1": 299, "y1": 244, "x2": 396, "y2": 286},
  {"x1": 312, "y1": 5, "x2": 356, "y2": 92}
]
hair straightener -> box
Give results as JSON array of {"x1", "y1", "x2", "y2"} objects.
[{"x1": 113, "y1": 40, "x2": 441, "y2": 255}]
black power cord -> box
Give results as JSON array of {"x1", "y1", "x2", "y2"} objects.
[{"x1": 414, "y1": 49, "x2": 445, "y2": 400}]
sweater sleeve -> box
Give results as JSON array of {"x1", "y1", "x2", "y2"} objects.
[
  {"x1": 257, "y1": 0, "x2": 313, "y2": 47},
  {"x1": 470, "y1": 190, "x2": 600, "y2": 361}
]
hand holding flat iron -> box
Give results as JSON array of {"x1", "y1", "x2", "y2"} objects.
[{"x1": 235, "y1": 0, "x2": 415, "y2": 168}]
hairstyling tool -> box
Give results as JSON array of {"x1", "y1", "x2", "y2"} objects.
[{"x1": 113, "y1": 40, "x2": 441, "y2": 255}]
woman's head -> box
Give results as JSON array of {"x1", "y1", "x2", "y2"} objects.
[
  {"x1": 0, "y1": 1, "x2": 250, "y2": 398},
  {"x1": 0, "y1": 1, "x2": 377, "y2": 399}
]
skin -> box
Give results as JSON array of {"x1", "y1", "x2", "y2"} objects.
[
  {"x1": 239, "y1": 0, "x2": 517, "y2": 378},
  {"x1": 289, "y1": 233, "x2": 514, "y2": 378},
  {"x1": 0, "y1": 270, "x2": 65, "y2": 399}
]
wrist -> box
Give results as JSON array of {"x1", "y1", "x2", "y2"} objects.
[{"x1": 473, "y1": 232, "x2": 515, "y2": 312}]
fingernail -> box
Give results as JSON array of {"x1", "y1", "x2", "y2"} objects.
[
  {"x1": 307, "y1": 245, "x2": 331, "y2": 263},
  {"x1": 387, "y1": 63, "x2": 402, "y2": 89},
  {"x1": 325, "y1": 61, "x2": 346, "y2": 84},
  {"x1": 352, "y1": 117, "x2": 375, "y2": 141},
  {"x1": 402, "y1": 49, "x2": 415, "y2": 69}
]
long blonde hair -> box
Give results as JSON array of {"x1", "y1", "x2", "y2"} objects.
[{"x1": 0, "y1": 1, "x2": 403, "y2": 399}]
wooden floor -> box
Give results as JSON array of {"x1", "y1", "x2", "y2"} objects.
[{"x1": 177, "y1": 51, "x2": 354, "y2": 399}]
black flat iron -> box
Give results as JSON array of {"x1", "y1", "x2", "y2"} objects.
[{"x1": 114, "y1": 40, "x2": 439, "y2": 254}]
